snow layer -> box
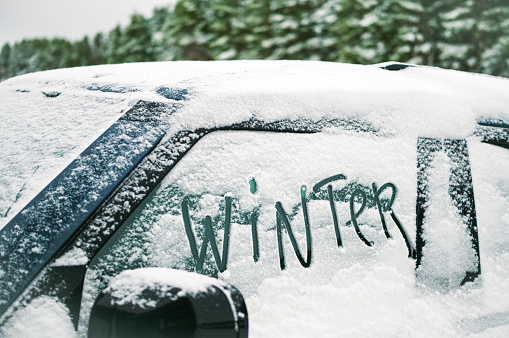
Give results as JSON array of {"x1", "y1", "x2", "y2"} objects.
[
  {"x1": 0, "y1": 296, "x2": 77, "y2": 338},
  {"x1": 1, "y1": 61, "x2": 509, "y2": 337},
  {"x1": 105, "y1": 268, "x2": 228, "y2": 308}
]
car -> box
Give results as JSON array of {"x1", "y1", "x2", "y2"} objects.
[{"x1": 0, "y1": 60, "x2": 508, "y2": 337}]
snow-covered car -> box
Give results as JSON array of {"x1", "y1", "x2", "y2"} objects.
[{"x1": 0, "y1": 61, "x2": 508, "y2": 337}]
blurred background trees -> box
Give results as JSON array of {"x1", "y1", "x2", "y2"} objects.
[{"x1": 1, "y1": 0, "x2": 508, "y2": 81}]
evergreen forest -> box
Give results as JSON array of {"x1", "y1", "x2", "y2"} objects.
[{"x1": 1, "y1": 0, "x2": 508, "y2": 82}]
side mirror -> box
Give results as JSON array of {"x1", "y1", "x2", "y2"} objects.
[{"x1": 88, "y1": 268, "x2": 248, "y2": 338}]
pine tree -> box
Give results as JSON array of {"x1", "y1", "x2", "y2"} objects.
[
  {"x1": 438, "y1": 0, "x2": 477, "y2": 71},
  {"x1": 0, "y1": 43, "x2": 11, "y2": 81},
  {"x1": 438, "y1": 0, "x2": 509, "y2": 76},
  {"x1": 45, "y1": 38, "x2": 74, "y2": 69},
  {"x1": 332, "y1": 0, "x2": 379, "y2": 64},
  {"x1": 8, "y1": 40, "x2": 40, "y2": 76},
  {"x1": 72, "y1": 36, "x2": 93, "y2": 66},
  {"x1": 149, "y1": 6, "x2": 174, "y2": 60},
  {"x1": 411, "y1": 0, "x2": 461, "y2": 66},
  {"x1": 106, "y1": 25, "x2": 125, "y2": 64},
  {"x1": 240, "y1": 0, "x2": 271, "y2": 59},
  {"x1": 117, "y1": 14, "x2": 155, "y2": 62},
  {"x1": 264, "y1": 0, "x2": 324, "y2": 60},
  {"x1": 2, "y1": 0, "x2": 509, "y2": 80},
  {"x1": 480, "y1": 0, "x2": 509, "y2": 76},
  {"x1": 375, "y1": 0, "x2": 423, "y2": 64},
  {"x1": 91, "y1": 33, "x2": 107, "y2": 65},
  {"x1": 209, "y1": 0, "x2": 248, "y2": 59},
  {"x1": 310, "y1": 0, "x2": 341, "y2": 61},
  {"x1": 168, "y1": 0, "x2": 213, "y2": 60}
]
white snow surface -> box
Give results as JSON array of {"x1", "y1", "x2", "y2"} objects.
[
  {"x1": 0, "y1": 296, "x2": 77, "y2": 338},
  {"x1": 1, "y1": 61, "x2": 509, "y2": 337}
]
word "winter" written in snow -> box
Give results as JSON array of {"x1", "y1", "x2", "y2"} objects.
[{"x1": 182, "y1": 174, "x2": 416, "y2": 273}]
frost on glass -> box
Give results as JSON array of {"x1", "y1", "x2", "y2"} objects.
[
  {"x1": 416, "y1": 151, "x2": 477, "y2": 288},
  {"x1": 79, "y1": 131, "x2": 416, "y2": 333},
  {"x1": 415, "y1": 137, "x2": 480, "y2": 289}
]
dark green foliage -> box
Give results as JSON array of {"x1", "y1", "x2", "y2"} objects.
[
  {"x1": 263, "y1": 0, "x2": 325, "y2": 60},
  {"x1": 1, "y1": 0, "x2": 508, "y2": 82},
  {"x1": 105, "y1": 25, "x2": 124, "y2": 64},
  {"x1": 72, "y1": 36, "x2": 93, "y2": 67},
  {"x1": 91, "y1": 33, "x2": 107, "y2": 65},
  {"x1": 209, "y1": 0, "x2": 249, "y2": 59},
  {"x1": 240, "y1": 0, "x2": 272, "y2": 58},
  {"x1": 332, "y1": 0, "x2": 379, "y2": 63},
  {"x1": 479, "y1": 0, "x2": 509, "y2": 76},
  {"x1": 118, "y1": 14, "x2": 156, "y2": 62},
  {"x1": 7, "y1": 38, "x2": 73, "y2": 76},
  {"x1": 433, "y1": 0, "x2": 481, "y2": 70},
  {"x1": 169, "y1": 0, "x2": 214, "y2": 60},
  {"x1": 149, "y1": 7, "x2": 174, "y2": 60},
  {"x1": 0, "y1": 44, "x2": 10, "y2": 79}
]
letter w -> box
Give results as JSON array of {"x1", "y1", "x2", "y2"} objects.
[{"x1": 182, "y1": 197, "x2": 232, "y2": 272}]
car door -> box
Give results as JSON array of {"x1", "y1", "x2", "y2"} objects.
[{"x1": 3, "y1": 104, "x2": 507, "y2": 337}]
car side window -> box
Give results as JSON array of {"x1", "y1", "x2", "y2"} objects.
[{"x1": 78, "y1": 130, "x2": 418, "y2": 333}]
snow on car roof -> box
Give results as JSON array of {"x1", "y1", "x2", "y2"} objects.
[{"x1": 3, "y1": 60, "x2": 509, "y2": 138}]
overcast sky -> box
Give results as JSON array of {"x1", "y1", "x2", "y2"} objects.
[{"x1": 0, "y1": 0, "x2": 176, "y2": 46}]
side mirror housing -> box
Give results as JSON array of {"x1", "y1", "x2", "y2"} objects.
[{"x1": 88, "y1": 268, "x2": 248, "y2": 338}]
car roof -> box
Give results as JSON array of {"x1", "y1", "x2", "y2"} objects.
[{"x1": 2, "y1": 60, "x2": 509, "y2": 137}]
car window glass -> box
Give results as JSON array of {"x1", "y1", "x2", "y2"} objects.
[
  {"x1": 468, "y1": 141, "x2": 509, "y2": 254},
  {"x1": 79, "y1": 130, "x2": 418, "y2": 333}
]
